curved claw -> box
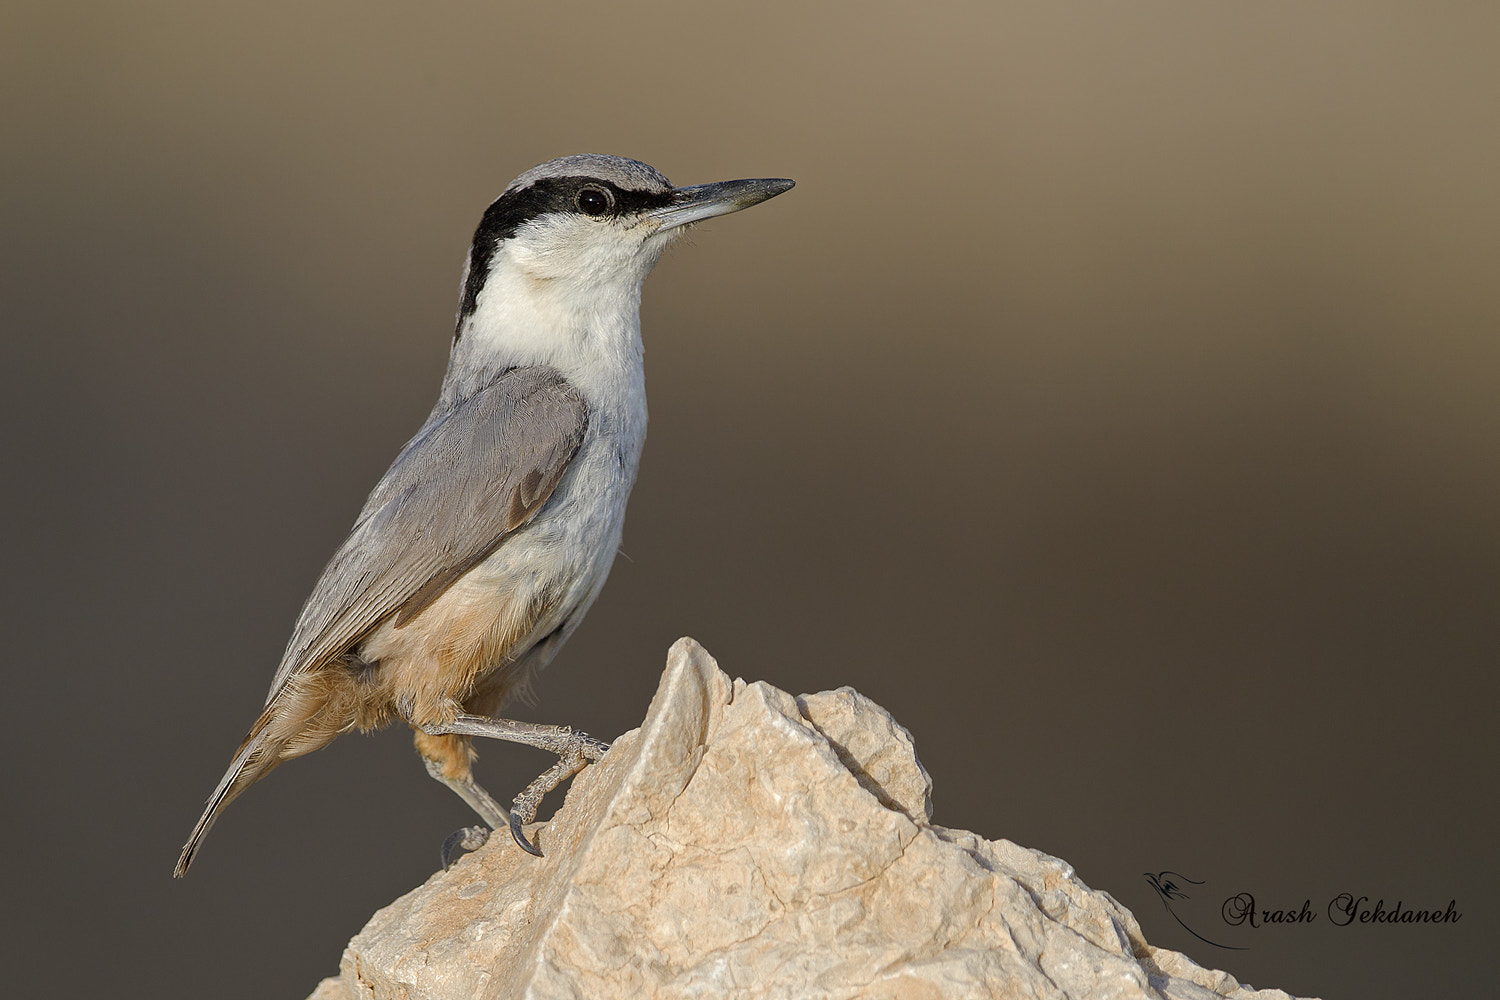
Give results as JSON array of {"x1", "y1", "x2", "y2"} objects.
[
  {"x1": 441, "y1": 825, "x2": 491, "y2": 869},
  {"x1": 510, "y1": 810, "x2": 543, "y2": 857}
]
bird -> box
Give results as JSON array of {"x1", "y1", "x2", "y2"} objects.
[{"x1": 174, "y1": 154, "x2": 793, "y2": 876}]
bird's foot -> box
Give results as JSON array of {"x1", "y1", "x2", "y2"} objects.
[
  {"x1": 507, "y1": 730, "x2": 610, "y2": 857},
  {"x1": 440, "y1": 825, "x2": 492, "y2": 869},
  {"x1": 417, "y1": 714, "x2": 611, "y2": 858}
]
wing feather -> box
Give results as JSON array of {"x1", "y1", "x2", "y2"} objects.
[{"x1": 263, "y1": 366, "x2": 588, "y2": 702}]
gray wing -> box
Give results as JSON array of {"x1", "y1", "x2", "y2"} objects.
[{"x1": 263, "y1": 365, "x2": 588, "y2": 703}]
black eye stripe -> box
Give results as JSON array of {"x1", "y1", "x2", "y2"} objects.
[{"x1": 457, "y1": 177, "x2": 676, "y2": 327}]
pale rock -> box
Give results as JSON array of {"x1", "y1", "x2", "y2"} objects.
[{"x1": 308, "y1": 638, "x2": 1316, "y2": 1000}]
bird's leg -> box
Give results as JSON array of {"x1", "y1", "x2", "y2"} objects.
[
  {"x1": 419, "y1": 754, "x2": 508, "y2": 868},
  {"x1": 419, "y1": 715, "x2": 610, "y2": 857},
  {"x1": 504, "y1": 732, "x2": 604, "y2": 856},
  {"x1": 421, "y1": 754, "x2": 511, "y2": 827}
]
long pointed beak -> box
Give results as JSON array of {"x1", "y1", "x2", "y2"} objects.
[{"x1": 648, "y1": 177, "x2": 795, "y2": 232}]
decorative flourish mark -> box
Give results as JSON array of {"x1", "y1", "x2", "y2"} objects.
[{"x1": 1144, "y1": 871, "x2": 1247, "y2": 951}]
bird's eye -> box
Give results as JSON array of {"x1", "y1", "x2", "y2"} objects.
[{"x1": 577, "y1": 187, "x2": 611, "y2": 216}]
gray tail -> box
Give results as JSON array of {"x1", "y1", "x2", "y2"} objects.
[
  {"x1": 174, "y1": 716, "x2": 280, "y2": 877},
  {"x1": 175, "y1": 669, "x2": 352, "y2": 876}
]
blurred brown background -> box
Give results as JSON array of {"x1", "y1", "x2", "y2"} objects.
[{"x1": 3, "y1": 2, "x2": 1495, "y2": 997}]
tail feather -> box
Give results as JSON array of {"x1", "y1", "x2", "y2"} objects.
[
  {"x1": 175, "y1": 668, "x2": 365, "y2": 876},
  {"x1": 174, "y1": 716, "x2": 283, "y2": 877},
  {"x1": 173, "y1": 734, "x2": 262, "y2": 875}
]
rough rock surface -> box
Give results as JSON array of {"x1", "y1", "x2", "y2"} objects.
[{"x1": 307, "y1": 638, "x2": 1315, "y2": 1000}]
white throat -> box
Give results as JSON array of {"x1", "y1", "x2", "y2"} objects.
[{"x1": 445, "y1": 217, "x2": 680, "y2": 406}]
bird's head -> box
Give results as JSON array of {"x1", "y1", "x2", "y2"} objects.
[{"x1": 455, "y1": 154, "x2": 793, "y2": 349}]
